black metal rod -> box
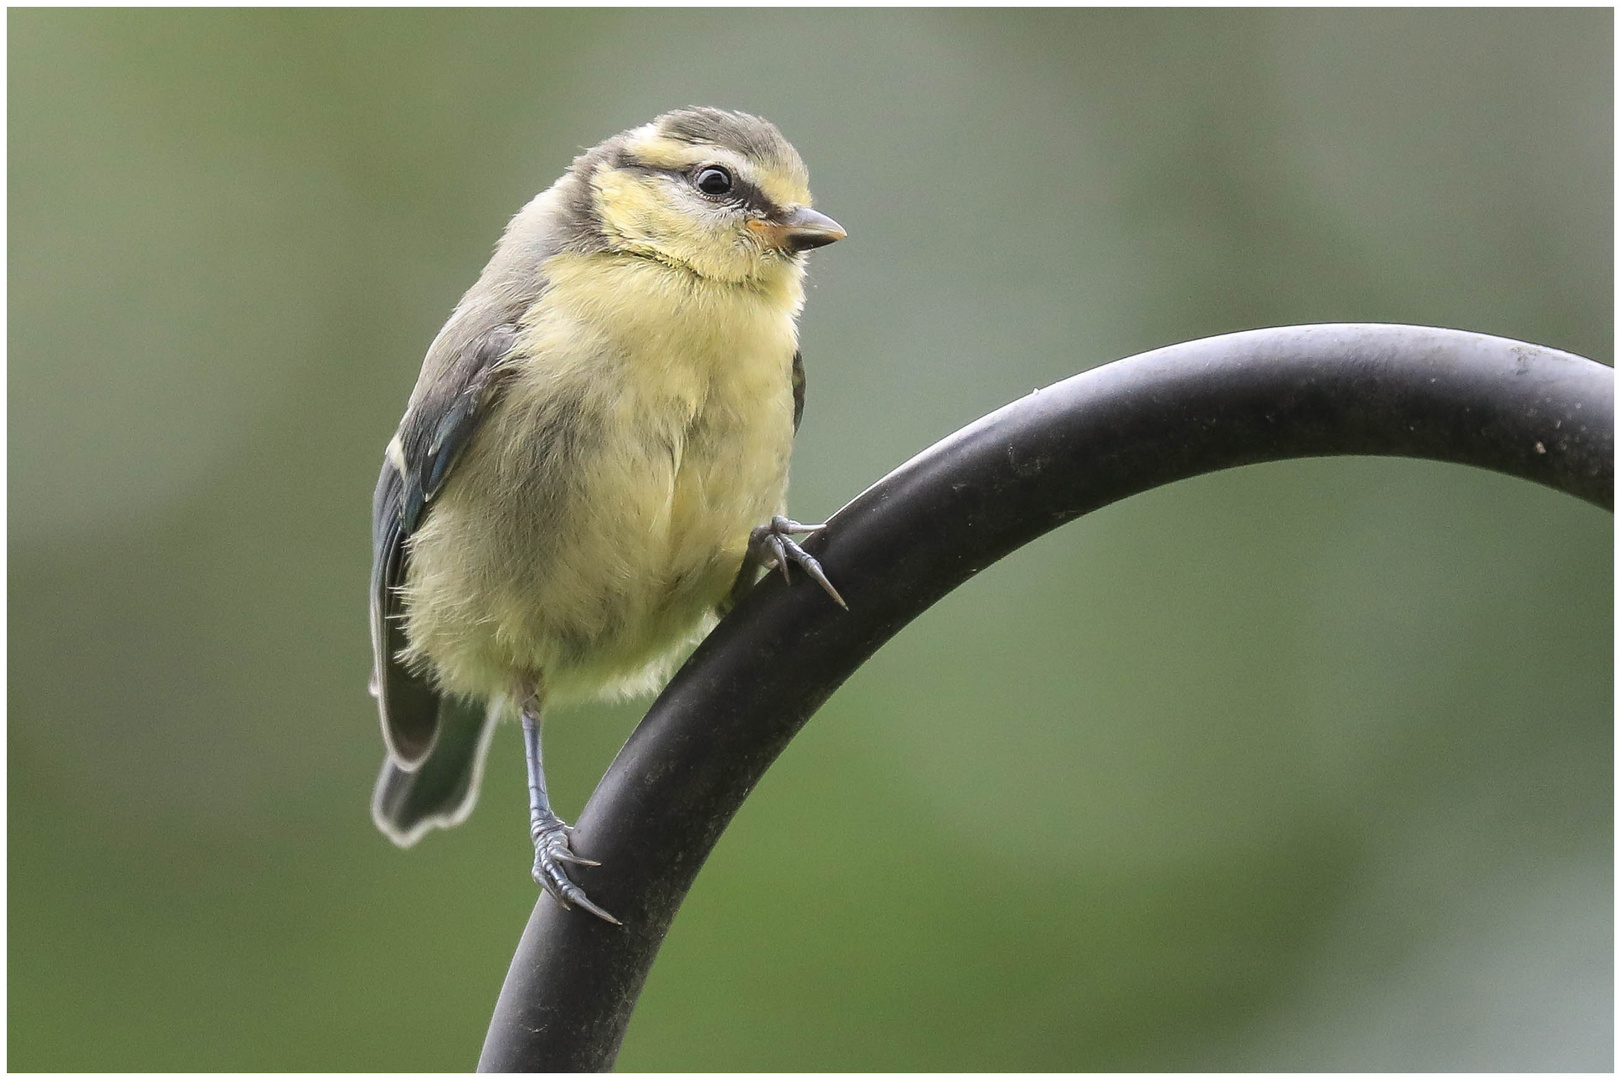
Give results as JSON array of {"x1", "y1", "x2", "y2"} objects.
[{"x1": 477, "y1": 324, "x2": 1613, "y2": 1072}]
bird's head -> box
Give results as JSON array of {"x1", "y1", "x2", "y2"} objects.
[{"x1": 568, "y1": 107, "x2": 845, "y2": 284}]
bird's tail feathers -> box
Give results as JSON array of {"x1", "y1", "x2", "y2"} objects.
[{"x1": 372, "y1": 694, "x2": 501, "y2": 848}]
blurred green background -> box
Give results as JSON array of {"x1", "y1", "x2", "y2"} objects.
[{"x1": 9, "y1": 8, "x2": 1612, "y2": 1071}]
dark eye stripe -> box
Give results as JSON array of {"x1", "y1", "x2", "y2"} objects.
[
  {"x1": 717, "y1": 173, "x2": 776, "y2": 217},
  {"x1": 612, "y1": 148, "x2": 781, "y2": 218}
]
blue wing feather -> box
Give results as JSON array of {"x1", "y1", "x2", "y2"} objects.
[{"x1": 370, "y1": 324, "x2": 517, "y2": 769}]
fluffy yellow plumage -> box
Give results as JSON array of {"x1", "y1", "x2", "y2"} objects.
[{"x1": 401, "y1": 239, "x2": 804, "y2": 705}]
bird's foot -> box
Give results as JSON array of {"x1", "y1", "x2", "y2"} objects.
[
  {"x1": 531, "y1": 819, "x2": 619, "y2": 925},
  {"x1": 747, "y1": 515, "x2": 847, "y2": 609}
]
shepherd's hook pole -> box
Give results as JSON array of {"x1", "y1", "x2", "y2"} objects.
[{"x1": 477, "y1": 323, "x2": 1612, "y2": 1072}]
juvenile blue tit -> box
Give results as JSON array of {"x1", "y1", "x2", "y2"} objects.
[{"x1": 369, "y1": 108, "x2": 845, "y2": 923}]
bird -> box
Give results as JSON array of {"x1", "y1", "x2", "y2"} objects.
[{"x1": 368, "y1": 108, "x2": 846, "y2": 924}]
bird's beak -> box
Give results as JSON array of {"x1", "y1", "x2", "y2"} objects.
[{"x1": 749, "y1": 207, "x2": 847, "y2": 253}]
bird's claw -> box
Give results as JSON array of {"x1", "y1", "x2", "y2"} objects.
[
  {"x1": 748, "y1": 515, "x2": 847, "y2": 609},
  {"x1": 531, "y1": 824, "x2": 619, "y2": 925}
]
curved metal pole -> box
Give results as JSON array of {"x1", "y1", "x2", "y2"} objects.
[{"x1": 478, "y1": 324, "x2": 1613, "y2": 1072}]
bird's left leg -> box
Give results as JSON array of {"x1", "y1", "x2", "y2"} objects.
[
  {"x1": 520, "y1": 689, "x2": 619, "y2": 925},
  {"x1": 747, "y1": 515, "x2": 847, "y2": 609}
]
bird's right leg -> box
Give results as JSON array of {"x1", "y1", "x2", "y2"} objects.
[
  {"x1": 520, "y1": 689, "x2": 619, "y2": 925},
  {"x1": 746, "y1": 515, "x2": 847, "y2": 608}
]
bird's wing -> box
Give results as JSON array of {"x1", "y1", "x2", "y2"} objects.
[
  {"x1": 792, "y1": 348, "x2": 806, "y2": 432},
  {"x1": 370, "y1": 323, "x2": 518, "y2": 769}
]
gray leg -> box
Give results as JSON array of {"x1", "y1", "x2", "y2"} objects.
[{"x1": 521, "y1": 697, "x2": 619, "y2": 925}]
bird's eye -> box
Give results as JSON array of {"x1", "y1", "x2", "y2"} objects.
[{"x1": 694, "y1": 166, "x2": 733, "y2": 196}]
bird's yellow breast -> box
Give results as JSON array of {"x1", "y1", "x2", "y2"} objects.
[{"x1": 401, "y1": 250, "x2": 805, "y2": 707}]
